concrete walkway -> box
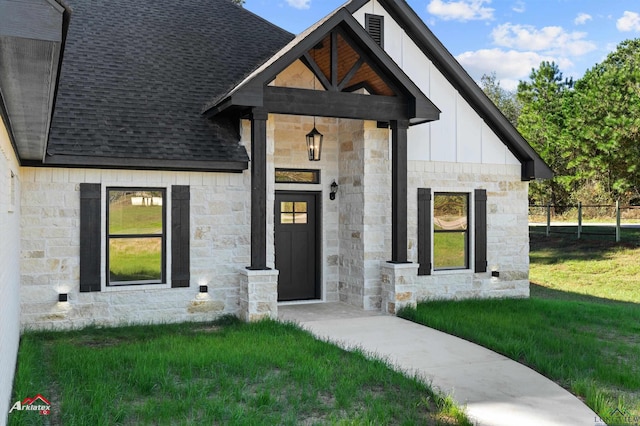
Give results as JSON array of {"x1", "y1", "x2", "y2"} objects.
[{"x1": 279, "y1": 303, "x2": 600, "y2": 426}]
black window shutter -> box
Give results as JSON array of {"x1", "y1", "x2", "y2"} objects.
[
  {"x1": 474, "y1": 189, "x2": 488, "y2": 273},
  {"x1": 171, "y1": 185, "x2": 190, "y2": 288},
  {"x1": 417, "y1": 188, "x2": 432, "y2": 275},
  {"x1": 80, "y1": 183, "x2": 101, "y2": 292},
  {"x1": 365, "y1": 14, "x2": 384, "y2": 48}
]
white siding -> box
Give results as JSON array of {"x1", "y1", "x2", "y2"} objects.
[
  {"x1": 0, "y1": 116, "x2": 21, "y2": 425},
  {"x1": 352, "y1": 0, "x2": 521, "y2": 166},
  {"x1": 429, "y1": 70, "x2": 457, "y2": 162},
  {"x1": 456, "y1": 95, "x2": 482, "y2": 163}
]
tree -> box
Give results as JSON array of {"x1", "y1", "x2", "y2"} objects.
[
  {"x1": 566, "y1": 39, "x2": 640, "y2": 203},
  {"x1": 517, "y1": 61, "x2": 574, "y2": 207},
  {"x1": 480, "y1": 72, "x2": 521, "y2": 127}
]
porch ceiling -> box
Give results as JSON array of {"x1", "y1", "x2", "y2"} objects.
[{"x1": 308, "y1": 32, "x2": 395, "y2": 97}]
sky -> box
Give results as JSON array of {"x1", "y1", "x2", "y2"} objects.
[{"x1": 244, "y1": 0, "x2": 640, "y2": 90}]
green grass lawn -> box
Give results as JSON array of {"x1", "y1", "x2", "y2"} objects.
[
  {"x1": 10, "y1": 318, "x2": 470, "y2": 425},
  {"x1": 399, "y1": 230, "x2": 640, "y2": 424}
]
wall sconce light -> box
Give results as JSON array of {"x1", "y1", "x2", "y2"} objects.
[
  {"x1": 58, "y1": 293, "x2": 68, "y2": 302},
  {"x1": 305, "y1": 123, "x2": 323, "y2": 161},
  {"x1": 491, "y1": 270, "x2": 500, "y2": 278},
  {"x1": 330, "y1": 180, "x2": 339, "y2": 200},
  {"x1": 199, "y1": 285, "x2": 208, "y2": 293}
]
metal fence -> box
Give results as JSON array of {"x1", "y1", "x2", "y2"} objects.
[{"x1": 529, "y1": 203, "x2": 640, "y2": 242}]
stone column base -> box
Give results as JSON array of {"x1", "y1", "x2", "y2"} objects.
[
  {"x1": 381, "y1": 263, "x2": 419, "y2": 315},
  {"x1": 239, "y1": 269, "x2": 279, "y2": 322}
]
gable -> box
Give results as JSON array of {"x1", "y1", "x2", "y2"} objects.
[
  {"x1": 347, "y1": 0, "x2": 552, "y2": 181},
  {"x1": 203, "y1": 8, "x2": 439, "y2": 126}
]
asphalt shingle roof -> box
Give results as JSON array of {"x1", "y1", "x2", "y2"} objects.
[{"x1": 47, "y1": 0, "x2": 294, "y2": 169}]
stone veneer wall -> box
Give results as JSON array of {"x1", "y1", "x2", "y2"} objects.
[
  {"x1": 338, "y1": 120, "x2": 391, "y2": 310},
  {"x1": 20, "y1": 168, "x2": 252, "y2": 330},
  {"x1": 337, "y1": 119, "x2": 366, "y2": 307},
  {"x1": 0, "y1": 117, "x2": 21, "y2": 424},
  {"x1": 408, "y1": 161, "x2": 530, "y2": 300}
]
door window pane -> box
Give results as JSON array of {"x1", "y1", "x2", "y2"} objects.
[{"x1": 280, "y1": 201, "x2": 308, "y2": 224}]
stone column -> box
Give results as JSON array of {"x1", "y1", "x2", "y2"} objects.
[
  {"x1": 381, "y1": 263, "x2": 419, "y2": 315},
  {"x1": 239, "y1": 269, "x2": 279, "y2": 322}
]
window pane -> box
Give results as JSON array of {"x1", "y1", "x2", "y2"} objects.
[
  {"x1": 281, "y1": 202, "x2": 294, "y2": 213},
  {"x1": 109, "y1": 237, "x2": 162, "y2": 282},
  {"x1": 281, "y1": 213, "x2": 294, "y2": 224},
  {"x1": 294, "y1": 213, "x2": 308, "y2": 224},
  {"x1": 275, "y1": 169, "x2": 320, "y2": 184},
  {"x1": 433, "y1": 232, "x2": 467, "y2": 269},
  {"x1": 434, "y1": 194, "x2": 467, "y2": 231},
  {"x1": 295, "y1": 202, "x2": 307, "y2": 213},
  {"x1": 109, "y1": 190, "x2": 164, "y2": 235}
]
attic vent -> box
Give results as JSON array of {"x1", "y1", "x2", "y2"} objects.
[{"x1": 365, "y1": 14, "x2": 384, "y2": 48}]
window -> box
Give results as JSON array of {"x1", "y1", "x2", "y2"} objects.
[
  {"x1": 433, "y1": 193, "x2": 468, "y2": 270},
  {"x1": 275, "y1": 169, "x2": 320, "y2": 184},
  {"x1": 107, "y1": 188, "x2": 166, "y2": 285},
  {"x1": 280, "y1": 201, "x2": 308, "y2": 224},
  {"x1": 79, "y1": 184, "x2": 190, "y2": 292},
  {"x1": 417, "y1": 188, "x2": 487, "y2": 275}
]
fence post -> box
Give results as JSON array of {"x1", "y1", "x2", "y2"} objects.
[
  {"x1": 546, "y1": 203, "x2": 551, "y2": 237},
  {"x1": 577, "y1": 202, "x2": 582, "y2": 239},
  {"x1": 616, "y1": 201, "x2": 621, "y2": 243}
]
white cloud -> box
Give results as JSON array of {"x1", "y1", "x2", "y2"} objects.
[
  {"x1": 512, "y1": 1, "x2": 525, "y2": 13},
  {"x1": 285, "y1": 0, "x2": 310, "y2": 10},
  {"x1": 456, "y1": 48, "x2": 573, "y2": 90},
  {"x1": 574, "y1": 13, "x2": 592, "y2": 25},
  {"x1": 617, "y1": 11, "x2": 640, "y2": 32},
  {"x1": 426, "y1": 0, "x2": 494, "y2": 22},
  {"x1": 491, "y1": 23, "x2": 596, "y2": 56}
]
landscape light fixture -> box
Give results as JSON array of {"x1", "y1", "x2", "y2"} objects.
[
  {"x1": 58, "y1": 293, "x2": 68, "y2": 302},
  {"x1": 199, "y1": 285, "x2": 208, "y2": 293}
]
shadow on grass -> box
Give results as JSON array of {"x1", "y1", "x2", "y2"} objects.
[
  {"x1": 530, "y1": 283, "x2": 640, "y2": 308},
  {"x1": 529, "y1": 228, "x2": 640, "y2": 263}
]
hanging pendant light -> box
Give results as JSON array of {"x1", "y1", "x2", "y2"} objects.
[
  {"x1": 306, "y1": 118, "x2": 323, "y2": 161},
  {"x1": 306, "y1": 44, "x2": 323, "y2": 161}
]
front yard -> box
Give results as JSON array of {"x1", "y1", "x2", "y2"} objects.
[
  {"x1": 9, "y1": 317, "x2": 469, "y2": 425},
  {"x1": 400, "y1": 231, "x2": 640, "y2": 424}
]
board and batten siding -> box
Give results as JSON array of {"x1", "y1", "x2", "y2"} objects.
[
  {"x1": 352, "y1": 0, "x2": 521, "y2": 166},
  {"x1": 0, "y1": 116, "x2": 21, "y2": 424}
]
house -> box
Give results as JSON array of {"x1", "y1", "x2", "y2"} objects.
[{"x1": 0, "y1": 0, "x2": 551, "y2": 418}]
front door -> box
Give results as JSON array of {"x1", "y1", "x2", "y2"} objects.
[{"x1": 275, "y1": 192, "x2": 320, "y2": 301}]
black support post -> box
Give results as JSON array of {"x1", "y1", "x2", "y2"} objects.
[
  {"x1": 250, "y1": 108, "x2": 269, "y2": 270},
  {"x1": 390, "y1": 119, "x2": 409, "y2": 263}
]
